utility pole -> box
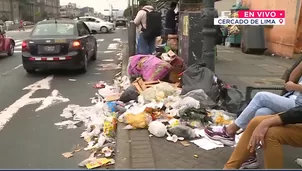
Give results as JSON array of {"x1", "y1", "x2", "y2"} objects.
[{"x1": 201, "y1": 0, "x2": 218, "y2": 72}]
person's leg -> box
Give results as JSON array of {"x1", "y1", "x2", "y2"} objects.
[
  {"x1": 254, "y1": 107, "x2": 275, "y2": 116},
  {"x1": 233, "y1": 92, "x2": 295, "y2": 131},
  {"x1": 263, "y1": 124, "x2": 302, "y2": 168},
  {"x1": 224, "y1": 115, "x2": 273, "y2": 169},
  {"x1": 205, "y1": 92, "x2": 295, "y2": 146},
  {"x1": 148, "y1": 38, "x2": 156, "y2": 55},
  {"x1": 137, "y1": 33, "x2": 149, "y2": 54}
]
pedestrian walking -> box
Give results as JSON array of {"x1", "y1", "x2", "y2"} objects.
[{"x1": 19, "y1": 19, "x2": 25, "y2": 31}]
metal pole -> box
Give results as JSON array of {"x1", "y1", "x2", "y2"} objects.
[
  {"x1": 128, "y1": 21, "x2": 136, "y2": 56},
  {"x1": 201, "y1": 0, "x2": 218, "y2": 72}
]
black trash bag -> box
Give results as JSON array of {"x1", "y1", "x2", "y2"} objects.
[
  {"x1": 179, "y1": 107, "x2": 212, "y2": 123},
  {"x1": 168, "y1": 125, "x2": 198, "y2": 140},
  {"x1": 181, "y1": 62, "x2": 221, "y2": 103},
  {"x1": 119, "y1": 85, "x2": 139, "y2": 103},
  {"x1": 220, "y1": 85, "x2": 245, "y2": 114}
]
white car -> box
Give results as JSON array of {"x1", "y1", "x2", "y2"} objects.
[{"x1": 77, "y1": 16, "x2": 115, "y2": 33}]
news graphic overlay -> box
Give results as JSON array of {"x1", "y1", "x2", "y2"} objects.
[{"x1": 214, "y1": 10, "x2": 285, "y2": 25}]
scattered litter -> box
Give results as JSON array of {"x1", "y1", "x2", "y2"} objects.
[
  {"x1": 148, "y1": 121, "x2": 167, "y2": 137},
  {"x1": 85, "y1": 158, "x2": 115, "y2": 169},
  {"x1": 97, "y1": 63, "x2": 121, "y2": 71},
  {"x1": 194, "y1": 154, "x2": 199, "y2": 158},
  {"x1": 94, "y1": 81, "x2": 106, "y2": 89},
  {"x1": 180, "y1": 141, "x2": 190, "y2": 147},
  {"x1": 296, "y1": 158, "x2": 302, "y2": 167},
  {"x1": 69, "y1": 79, "x2": 76, "y2": 82},
  {"x1": 62, "y1": 152, "x2": 73, "y2": 158}
]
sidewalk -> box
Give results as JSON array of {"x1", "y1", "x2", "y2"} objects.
[{"x1": 115, "y1": 45, "x2": 302, "y2": 169}]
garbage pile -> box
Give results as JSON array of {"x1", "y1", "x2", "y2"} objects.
[
  {"x1": 54, "y1": 81, "x2": 127, "y2": 169},
  {"x1": 115, "y1": 52, "x2": 245, "y2": 150}
]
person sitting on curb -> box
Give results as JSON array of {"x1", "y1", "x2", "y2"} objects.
[
  {"x1": 204, "y1": 61, "x2": 302, "y2": 169},
  {"x1": 224, "y1": 106, "x2": 302, "y2": 169}
]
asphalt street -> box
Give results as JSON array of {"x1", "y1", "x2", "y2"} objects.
[{"x1": 0, "y1": 27, "x2": 127, "y2": 169}]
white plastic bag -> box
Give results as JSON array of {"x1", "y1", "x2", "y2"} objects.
[{"x1": 148, "y1": 121, "x2": 167, "y2": 137}]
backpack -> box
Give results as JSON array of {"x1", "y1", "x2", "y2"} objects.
[{"x1": 140, "y1": 9, "x2": 162, "y2": 41}]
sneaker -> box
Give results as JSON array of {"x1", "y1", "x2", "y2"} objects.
[
  {"x1": 204, "y1": 126, "x2": 235, "y2": 146},
  {"x1": 240, "y1": 155, "x2": 260, "y2": 169}
]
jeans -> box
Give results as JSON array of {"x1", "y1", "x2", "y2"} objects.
[
  {"x1": 136, "y1": 32, "x2": 155, "y2": 55},
  {"x1": 235, "y1": 92, "x2": 296, "y2": 129}
]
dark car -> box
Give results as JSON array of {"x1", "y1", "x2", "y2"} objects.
[
  {"x1": 22, "y1": 19, "x2": 97, "y2": 74},
  {"x1": 115, "y1": 19, "x2": 127, "y2": 27}
]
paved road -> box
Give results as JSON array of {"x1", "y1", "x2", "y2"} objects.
[{"x1": 0, "y1": 27, "x2": 127, "y2": 169}]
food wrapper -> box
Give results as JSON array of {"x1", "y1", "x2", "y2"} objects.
[
  {"x1": 168, "y1": 118, "x2": 179, "y2": 128},
  {"x1": 208, "y1": 110, "x2": 234, "y2": 125},
  {"x1": 125, "y1": 112, "x2": 151, "y2": 129},
  {"x1": 85, "y1": 158, "x2": 115, "y2": 169}
]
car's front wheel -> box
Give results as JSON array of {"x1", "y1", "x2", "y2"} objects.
[
  {"x1": 100, "y1": 26, "x2": 108, "y2": 33},
  {"x1": 7, "y1": 41, "x2": 15, "y2": 56}
]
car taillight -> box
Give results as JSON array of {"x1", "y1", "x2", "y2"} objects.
[
  {"x1": 72, "y1": 41, "x2": 81, "y2": 47},
  {"x1": 22, "y1": 41, "x2": 28, "y2": 51}
]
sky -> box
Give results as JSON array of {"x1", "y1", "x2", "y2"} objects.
[{"x1": 60, "y1": 0, "x2": 128, "y2": 15}]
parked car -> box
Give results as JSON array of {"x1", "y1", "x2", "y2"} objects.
[
  {"x1": 23, "y1": 21, "x2": 34, "y2": 26},
  {"x1": 76, "y1": 16, "x2": 115, "y2": 33},
  {"x1": 21, "y1": 19, "x2": 97, "y2": 74},
  {"x1": 115, "y1": 18, "x2": 127, "y2": 27},
  {"x1": 0, "y1": 25, "x2": 15, "y2": 56}
]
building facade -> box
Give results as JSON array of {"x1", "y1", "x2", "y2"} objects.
[
  {"x1": 0, "y1": 0, "x2": 60, "y2": 23},
  {"x1": 60, "y1": 3, "x2": 81, "y2": 18},
  {"x1": 242, "y1": 0, "x2": 302, "y2": 58}
]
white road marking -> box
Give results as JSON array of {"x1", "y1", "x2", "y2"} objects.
[
  {"x1": 97, "y1": 39, "x2": 104, "y2": 42},
  {"x1": 107, "y1": 43, "x2": 119, "y2": 50},
  {"x1": 0, "y1": 64, "x2": 23, "y2": 76},
  {"x1": 113, "y1": 38, "x2": 121, "y2": 42},
  {"x1": 15, "y1": 41, "x2": 22, "y2": 46},
  {"x1": 35, "y1": 90, "x2": 70, "y2": 112},
  {"x1": 0, "y1": 76, "x2": 53, "y2": 131},
  {"x1": 102, "y1": 59, "x2": 114, "y2": 62},
  {"x1": 104, "y1": 51, "x2": 115, "y2": 53},
  {"x1": 14, "y1": 50, "x2": 21, "y2": 53}
]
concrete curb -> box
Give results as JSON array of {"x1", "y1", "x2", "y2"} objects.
[
  {"x1": 115, "y1": 43, "x2": 131, "y2": 169},
  {"x1": 115, "y1": 123, "x2": 131, "y2": 169},
  {"x1": 115, "y1": 42, "x2": 156, "y2": 169},
  {"x1": 121, "y1": 43, "x2": 129, "y2": 77}
]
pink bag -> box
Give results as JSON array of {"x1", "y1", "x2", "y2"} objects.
[{"x1": 128, "y1": 55, "x2": 171, "y2": 81}]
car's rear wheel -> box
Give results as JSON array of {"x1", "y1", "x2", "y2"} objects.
[
  {"x1": 91, "y1": 45, "x2": 97, "y2": 61},
  {"x1": 79, "y1": 53, "x2": 88, "y2": 73},
  {"x1": 25, "y1": 68, "x2": 36, "y2": 74},
  {"x1": 7, "y1": 41, "x2": 15, "y2": 56},
  {"x1": 101, "y1": 26, "x2": 108, "y2": 33}
]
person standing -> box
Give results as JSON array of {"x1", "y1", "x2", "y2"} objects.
[
  {"x1": 134, "y1": 1, "x2": 162, "y2": 55},
  {"x1": 19, "y1": 19, "x2": 25, "y2": 31},
  {"x1": 163, "y1": 2, "x2": 178, "y2": 44}
]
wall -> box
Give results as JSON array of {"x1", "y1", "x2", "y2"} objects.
[{"x1": 242, "y1": 0, "x2": 301, "y2": 58}]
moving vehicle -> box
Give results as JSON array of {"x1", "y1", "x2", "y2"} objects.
[
  {"x1": 115, "y1": 18, "x2": 127, "y2": 27},
  {"x1": 0, "y1": 25, "x2": 15, "y2": 56},
  {"x1": 77, "y1": 16, "x2": 115, "y2": 33},
  {"x1": 22, "y1": 19, "x2": 97, "y2": 74}
]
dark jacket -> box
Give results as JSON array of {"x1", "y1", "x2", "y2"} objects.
[{"x1": 165, "y1": 9, "x2": 176, "y2": 29}]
